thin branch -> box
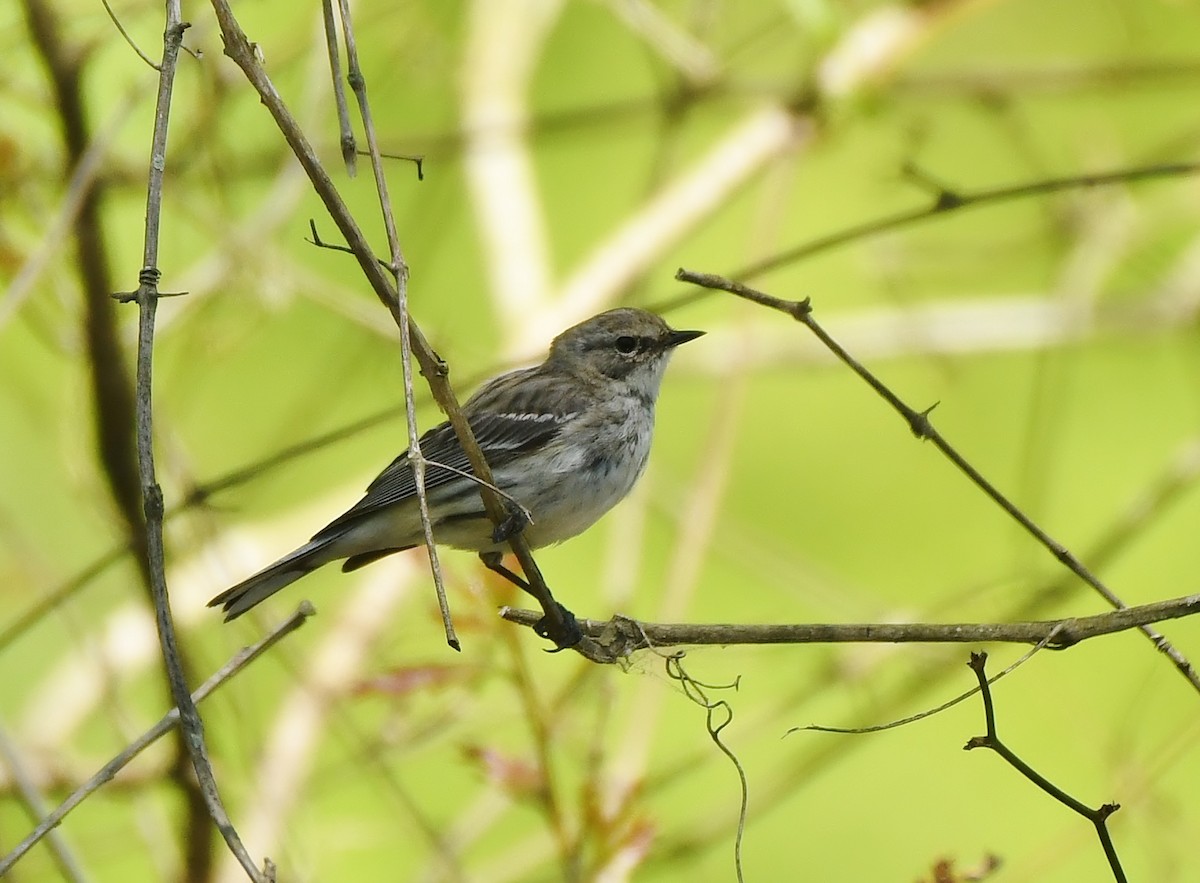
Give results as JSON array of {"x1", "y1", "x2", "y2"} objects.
[
  {"x1": 19, "y1": 0, "x2": 215, "y2": 871},
  {"x1": 893, "y1": 60, "x2": 1200, "y2": 97},
  {"x1": 0, "y1": 722, "x2": 90, "y2": 882},
  {"x1": 655, "y1": 161, "x2": 1200, "y2": 312},
  {"x1": 964, "y1": 652, "x2": 1126, "y2": 882},
  {"x1": 319, "y1": 0, "x2": 356, "y2": 175},
  {"x1": 500, "y1": 591, "x2": 1200, "y2": 658},
  {"x1": 795, "y1": 624, "x2": 1065, "y2": 736},
  {"x1": 100, "y1": 0, "x2": 159, "y2": 69},
  {"x1": 333, "y1": 0, "x2": 455, "y2": 649},
  {"x1": 676, "y1": 268, "x2": 1200, "y2": 695},
  {"x1": 738, "y1": 161, "x2": 1200, "y2": 280},
  {"x1": 0, "y1": 605, "x2": 314, "y2": 878},
  {"x1": 124, "y1": 9, "x2": 267, "y2": 880}
]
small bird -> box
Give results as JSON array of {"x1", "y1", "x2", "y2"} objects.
[{"x1": 208, "y1": 308, "x2": 703, "y2": 620}]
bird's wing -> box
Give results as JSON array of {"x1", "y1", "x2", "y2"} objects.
[{"x1": 312, "y1": 372, "x2": 580, "y2": 540}]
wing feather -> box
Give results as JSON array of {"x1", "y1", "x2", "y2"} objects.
[{"x1": 312, "y1": 368, "x2": 583, "y2": 540}]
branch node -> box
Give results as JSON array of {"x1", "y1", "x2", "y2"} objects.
[
  {"x1": 907, "y1": 402, "x2": 938, "y2": 439},
  {"x1": 902, "y1": 161, "x2": 965, "y2": 210}
]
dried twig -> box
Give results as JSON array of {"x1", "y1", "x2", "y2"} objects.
[
  {"x1": 121, "y1": 8, "x2": 268, "y2": 880},
  {"x1": 0, "y1": 721, "x2": 88, "y2": 882},
  {"x1": 965, "y1": 652, "x2": 1126, "y2": 881},
  {"x1": 676, "y1": 269, "x2": 1200, "y2": 695},
  {"x1": 501, "y1": 591, "x2": 1200, "y2": 658},
  {"x1": 331, "y1": 0, "x2": 456, "y2": 649},
  {"x1": 656, "y1": 162, "x2": 1200, "y2": 313},
  {"x1": 0, "y1": 604, "x2": 314, "y2": 878}
]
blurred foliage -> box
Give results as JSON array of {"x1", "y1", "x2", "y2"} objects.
[{"x1": 3, "y1": 0, "x2": 1200, "y2": 880}]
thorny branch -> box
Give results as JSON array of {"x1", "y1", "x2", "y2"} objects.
[{"x1": 676, "y1": 268, "x2": 1200, "y2": 695}]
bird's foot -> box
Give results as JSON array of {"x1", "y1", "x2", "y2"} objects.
[
  {"x1": 491, "y1": 502, "x2": 531, "y2": 544},
  {"x1": 534, "y1": 602, "x2": 582, "y2": 651}
]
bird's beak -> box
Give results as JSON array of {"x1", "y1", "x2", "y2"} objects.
[{"x1": 666, "y1": 328, "x2": 705, "y2": 348}]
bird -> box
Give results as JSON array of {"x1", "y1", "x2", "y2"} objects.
[{"x1": 208, "y1": 307, "x2": 704, "y2": 621}]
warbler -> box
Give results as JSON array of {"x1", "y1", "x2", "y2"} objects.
[{"x1": 208, "y1": 307, "x2": 703, "y2": 620}]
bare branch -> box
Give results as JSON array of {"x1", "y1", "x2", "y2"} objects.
[
  {"x1": 0, "y1": 722, "x2": 89, "y2": 882},
  {"x1": 655, "y1": 162, "x2": 1200, "y2": 313},
  {"x1": 331, "y1": 0, "x2": 456, "y2": 648},
  {"x1": 677, "y1": 268, "x2": 1200, "y2": 695},
  {"x1": 123, "y1": 8, "x2": 266, "y2": 879},
  {"x1": 0, "y1": 604, "x2": 314, "y2": 877},
  {"x1": 965, "y1": 652, "x2": 1126, "y2": 881},
  {"x1": 500, "y1": 591, "x2": 1200, "y2": 659}
]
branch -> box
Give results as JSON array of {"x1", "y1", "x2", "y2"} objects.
[
  {"x1": 676, "y1": 268, "x2": 1200, "y2": 695},
  {"x1": 0, "y1": 722, "x2": 88, "y2": 881},
  {"x1": 500, "y1": 591, "x2": 1200, "y2": 658},
  {"x1": 749, "y1": 162, "x2": 1199, "y2": 283},
  {"x1": 331, "y1": 0, "x2": 456, "y2": 649},
  {"x1": 121, "y1": 8, "x2": 268, "y2": 880},
  {"x1": 0, "y1": 604, "x2": 314, "y2": 878},
  {"x1": 965, "y1": 652, "x2": 1126, "y2": 881}
]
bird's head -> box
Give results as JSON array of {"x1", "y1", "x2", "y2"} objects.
[{"x1": 547, "y1": 308, "x2": 704, "y2": 399}]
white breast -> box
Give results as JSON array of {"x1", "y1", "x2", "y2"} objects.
[{"x1": 505, "y1": 398, "x2": 654, "y2": 548}]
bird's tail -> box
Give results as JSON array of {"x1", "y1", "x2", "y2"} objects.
[{"x1": 207, "y1": 538, "x2": 335, "y2": 621}]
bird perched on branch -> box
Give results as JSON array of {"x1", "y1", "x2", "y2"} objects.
[{"x1": 209, "y1": 307, "x2": 703, "y2": 621}]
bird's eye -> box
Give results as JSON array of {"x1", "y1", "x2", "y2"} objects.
[{"x1": 615, "y1": 335, "x2": 638, "y2": 355}]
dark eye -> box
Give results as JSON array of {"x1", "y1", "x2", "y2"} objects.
[{"x1": 615, "y1": 335, "x2": 638, "y2": 355}]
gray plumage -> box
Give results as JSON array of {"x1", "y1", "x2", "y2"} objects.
[{"x1": 208, "y1": 308, "x2": 703, "y2": 620}]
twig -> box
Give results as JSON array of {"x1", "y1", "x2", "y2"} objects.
[
  {"x1": 19, "y1": 26, "x2": 220, "y2": 866},
  {"x1": 332, "y1": 0, "x2": 456, "y2": 649},
  {"x1": 654, "y1": 161, "x2": 1200, "y2": 316},
  {"x1": 0, "y1": 722, "x2": 89, "y2": 882},
  {"x1": 500, "y1": 591, "x2": 1200, "y2": 657},
  {"x1": 964, "y1": 652, "x2": 1126, "y2": 882},
  {"x1": 676, "y1": 268, "x2": 1200, "y2": 695},
  {"x1": 319, "y1": 0, "x2": 356, "y2": 175},
  {"x1": 795, "y1": 624, "x2": 1065, "y2": 736},
  {"x1": 124, "y1": 9, "x2": 267, "y2": 880},
  {"x1": 708, "y1": 163, "x2": 1200, "y2": 298},
  {"x1": 0, "y1": 604, "x2": 314, "y2": 878},
  {"x1": 99, "y1": 0, "x2": 158, "y2": 69}
]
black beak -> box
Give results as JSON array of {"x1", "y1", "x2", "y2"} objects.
[{"x1": 666, "y1": 328, "x2": 705, "y2": 348}]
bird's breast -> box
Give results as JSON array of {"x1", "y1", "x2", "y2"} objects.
[{"x1": 503, "y1": 400, "x2": 655, "y2": 547}]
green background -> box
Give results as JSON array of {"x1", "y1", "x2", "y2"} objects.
[{"x1": 3, "y1": 0, "x2": 1200, "y2": 880}]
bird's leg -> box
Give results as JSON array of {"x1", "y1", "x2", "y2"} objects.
[
  {"x1": 479, "y1": 551, "x2": 532, "y2": 592},
  {"x1": 490, "y1": 500, "x2": 531, "y2": 545},
  {"x1": 479, "y1": 551, "x2": 581, "y2": 650}
]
